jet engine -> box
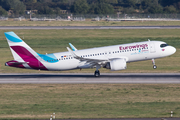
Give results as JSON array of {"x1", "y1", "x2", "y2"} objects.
[{"x1": 105, "y1": 58, "x2": 127, "y2": 71}]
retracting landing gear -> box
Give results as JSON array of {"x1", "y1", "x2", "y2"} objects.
[
  {"x1": 94, "y1": 65, "x2": 101, "y2": 77},
  {"x1": 152, "y1": 59, "x2": 157, "y2": 69}
]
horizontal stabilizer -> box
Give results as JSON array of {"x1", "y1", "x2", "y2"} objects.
[{"x1": 6, "y1": 61, "x2": 29, "y2": 65}]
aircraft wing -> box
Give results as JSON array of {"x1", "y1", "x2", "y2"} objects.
[{"x1": 67, "y1": 47, "x2": 108, "y2": 66}]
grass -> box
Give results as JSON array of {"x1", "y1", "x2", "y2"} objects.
[
  {"x1": 0, "y1": 29, "x2": 180, "y2": 73},
  {"x1": 1, "y1": 20, "x2": 180, "y2": 26},
  {"x1": 0, "y1": 84, "x2": 180, "y2": 119}
]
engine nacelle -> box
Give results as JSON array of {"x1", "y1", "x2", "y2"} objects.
[{"x1": 105, "y1": 58, "x2": 127, "y2": 71}]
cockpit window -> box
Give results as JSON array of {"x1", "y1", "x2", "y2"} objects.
[{"x1": 160, "y1": 44, "x2": 169, "y2": 48}]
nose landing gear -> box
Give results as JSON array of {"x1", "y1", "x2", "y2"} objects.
[{"x1": 152, "y1": 59, "x2": 157, "y2": 69}]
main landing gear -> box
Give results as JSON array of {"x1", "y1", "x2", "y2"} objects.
[
  {"x1": 94, "y1": 65, "x2": 101, "y2": 77},
  {"x1": 152, "y1": 59, "x2": 157, "y2": 69},
  {"x1": 94, "y1": 70, "x2": 100, "y2": 77}
]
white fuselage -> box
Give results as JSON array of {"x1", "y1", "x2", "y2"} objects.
[{"x1": 37, "y1": 41, "x2": 176, "y2": 71}]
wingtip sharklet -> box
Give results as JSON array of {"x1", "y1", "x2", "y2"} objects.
[
  {"x1": 67, "y1": 47, "x2": 79, "y2": 59},
  {"x1": 69, "y1": 43, "x2": 77, "y2": 51}
]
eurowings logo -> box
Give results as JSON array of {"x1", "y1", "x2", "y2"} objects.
[
  {"x1": 162, "y1": 49, "x2": 165, "y2": 51},
  {"x1": 119, "y1": 44, "x2": 148, "y2": 50}
]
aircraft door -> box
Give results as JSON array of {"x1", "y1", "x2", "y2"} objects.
[{"x1": 149, "y1": 42, "x2": 156, "y2": 53}]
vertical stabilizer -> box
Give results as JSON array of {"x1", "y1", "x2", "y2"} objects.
[
  {"x1": 4, "y1": 31, "x2": 47, "y2": 70},
  {"x1": 4, "y1": 31, "x2": 37, "y2": 61}
]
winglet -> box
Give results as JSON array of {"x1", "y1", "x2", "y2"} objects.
[
  {"x1": 67, "y1": 47, "x2": 79, "y2": 59},
  {"x1": 69, "y1": 43, "x2": 77, "y2": 51}
]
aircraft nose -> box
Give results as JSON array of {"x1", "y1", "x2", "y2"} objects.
[
  {"x1": 171, "y1": 46, "x2": 176, "y2": 54},
  {"x1": 163, "y1": 46, "x2": 176, "y2": 56}
]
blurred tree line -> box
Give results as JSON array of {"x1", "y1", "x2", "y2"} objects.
[{"x1": 0, "y1": 0, "x2": 180, "y2": 15}]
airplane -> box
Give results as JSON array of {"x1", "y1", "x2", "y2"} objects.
[{"x1": 4, "y1": 31, "x2": 176, "y2": 77}]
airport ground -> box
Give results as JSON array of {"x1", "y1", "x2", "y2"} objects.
[
  {"x1": 1, "y1": 20, "x2": 180, "y2": 27},
  {"x1": 0, "y1": 24, "x2": 180, "y2": 119},
  {"x1": 0, "y1": 84, "x2": 180, "y2": 119}
]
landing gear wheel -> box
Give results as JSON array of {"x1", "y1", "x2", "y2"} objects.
[
  {"x1": 153, "y1": 65, "x2": 157, "y2": 69},
  {"x1": 94, "y1": 70, "x2": 100, "y2": 77}
]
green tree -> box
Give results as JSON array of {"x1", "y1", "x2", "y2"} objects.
[
  {"x1": 141, "y1": 0, "x2": 163, "y2": 13},
  {"x1": 148, "y1": 4, "x2": 163, "y2": 13},
  {"x1": 6, "y1": 0, "x2": 26, "y2": 14},
  {"x1": 71, "y1": 0, "x2": 89, "y2": 14},
  {"x1": 52, "y1": 0, "x2": 68, "y2": 3},
  {"x1": 98, "y1": 0, "x2": 118, "y2": 4},
  {"x1": 164, "y1": 5, "x2": 177, "y2": 13},
  {"x1": 55, "y1": 7, "x2": 61, "y2": 14},
  {"x1": 3, "y1": 0, "x2": 26, "y2": 14},
  {"x1": 0, "y1": 6, "x2": 7, "y2": 15},
  {"x1": 38, "y1": 6, "x2": 54, "y2": 14},
  {"x1": 23, "y1": 0, "x2": 37, "y2": 3},
  {"x1": 123, "y1": 0, "x2": 136, "y2": 7},
  {"x1": 89, "y1": 3, "x2": 114, "y2": 14},
  {"x1": 122, "y1": 7, "x2": 136, "y2": 14}
]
